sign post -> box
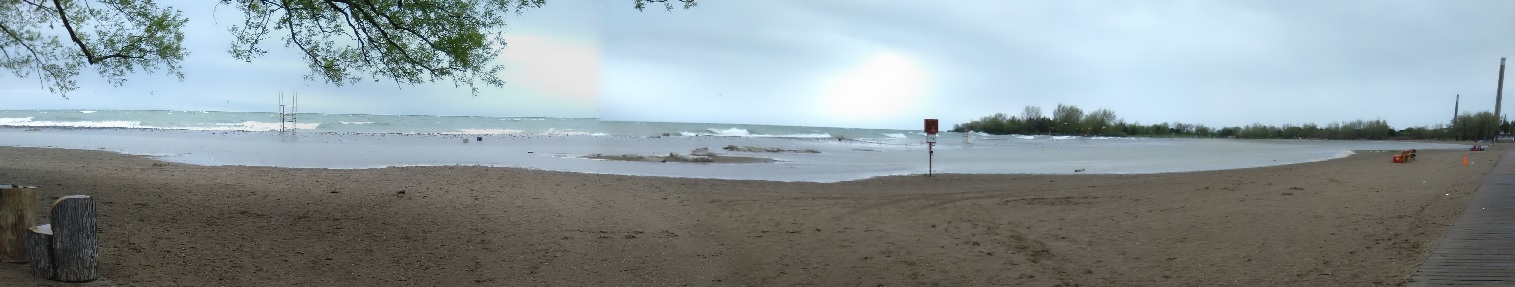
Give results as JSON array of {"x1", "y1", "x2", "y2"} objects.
[{"x1": 925, "y1": 119, "x2": 938, "y2": 176}]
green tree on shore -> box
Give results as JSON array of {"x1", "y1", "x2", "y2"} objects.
[
  {"x1": 1051, "y1": 104, "x2": 1083, "y2": 135},
  {"x1": 1451, "y1": 112, "x2": 1500, "y2": 141},
  {"x1": 1020, "y1": 106, "x2": 1043, "y2": 134},
  {"x1": 1082, "y1": 108, "x2": 1116, "y2": 136},
  {"x1": 1, "y1": 0, "x2": 696, "y2": 97},
  {"x1": 952, "y1": 103, "x2": 1486, "y2": 141}
]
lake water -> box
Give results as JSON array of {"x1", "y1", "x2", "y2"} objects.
[{"x1": 0, "y1": 110, "x2": 1472, "y2": 182}]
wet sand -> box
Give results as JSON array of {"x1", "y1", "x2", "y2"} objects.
[{"x1": 0, "y1": 146, "x2": 1500, "y2": 286}]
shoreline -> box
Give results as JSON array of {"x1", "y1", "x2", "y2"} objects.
[
  {"x1": 0, "y1": 145, "x2": 1504, "y2": 285},
  {"x1": 0, "y1": 128, "x2": 1479, "y2": 183}
]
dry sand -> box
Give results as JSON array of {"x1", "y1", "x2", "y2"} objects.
[{"x1": 0, "y1": 145, "x2": 1502, "y2": 286}]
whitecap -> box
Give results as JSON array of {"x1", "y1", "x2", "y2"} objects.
[
  {"x1": 192, "y1": 121, "x2": 319, "y2": 131},
  {"x1": 708, "y1": 128, "x2": 751, "y2": 137},
  {"x1": 0, "y1": 118, "x2": 144, "y2": 129},
  {"x1": 703, "y1": 127, "x2": 831, "y2": 138},
  {"x1": 0, "y1": 117, "x2": 35, "y2": 124},
  {"x1": 450, "y1": 129, "x2": 523, "y2": 135},
  {"x1": 763, "y1": 133, "x2": 834, "y2": 138}
]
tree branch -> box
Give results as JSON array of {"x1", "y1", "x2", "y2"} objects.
[
  {"x1": 366, "y1": 3, "x2": 444, "y2": 53},
  {"x1": 276, "y1": 0, "x2": 323, "y2": 68},
  {"x1": 319, "y1": 0, "x2": 374, "y2": 64},
  {"x1": 333, "y1": 0, "x2": 447, "y2": 77},
  {"x1": 355, "y1": 0, "x2": 473, "y2": 74},
  {"x1": 89, "y1": 53, "x2": 146, "y2": 62},
  {"x1": 50, "y1": 0, "x2": 99, "y2": 64},
  {"x1": 16, "y1": 0, "x2": 51, "y2": 10},
  {"x1": 48, "y1": 0, "x2": 156, "y2": 66},
  {"x1": 0, "y1": 22, "x2": 48, "y2": 90},
  {"x1": 0, "y1": 23, "x2": 41, "y2": 59}
]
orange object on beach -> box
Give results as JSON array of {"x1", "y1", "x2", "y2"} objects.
[
  {"x1": 1464, "y1": 154, "x2": 1470, "y2": 166},
  {"x1": 1393, "y1": 155, "x2": 1403, "y2": 163}
]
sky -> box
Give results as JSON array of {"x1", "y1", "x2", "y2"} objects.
[{"x1": 5, "y1": 1, "x2": 1515, "y2": 130}]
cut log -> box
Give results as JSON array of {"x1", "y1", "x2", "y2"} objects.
[
  {"x1": 0, "y1": 185, "x2": 38, "y2": 262},
  {"x1": 49, "y1": 196, "x2": 99, "y2": 282},
  {"x1": 26, "y1": 225, "x2": 53, "y2": 280}
]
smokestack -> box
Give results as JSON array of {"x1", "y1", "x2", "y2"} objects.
[
  {"x1": 1499, "y1": 58, "x2": 1507, "y2": 122},
  {"x1": 1455, "y1": 94, "x2": 1460, "y2": 123}
]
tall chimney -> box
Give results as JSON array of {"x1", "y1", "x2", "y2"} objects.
[
  {"x1": 1455, "y1": 94, "x2": 1460, "y2": 123},
  {"x1": 1498, "y1": 57, "x2": 1507, "y2": 122}
]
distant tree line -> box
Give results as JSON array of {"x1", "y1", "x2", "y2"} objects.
[{"x1": 951, "y1": 104, "x2": 1509, "y2": 141}]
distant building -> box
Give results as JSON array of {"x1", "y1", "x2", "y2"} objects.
[{"x1": 1497, "y1": 133, "x2": 1514, "y2": 142}]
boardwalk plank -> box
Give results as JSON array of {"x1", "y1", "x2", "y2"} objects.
[{"x1": 1408, "y1": 149, "x2": 1515, "y2": 286}]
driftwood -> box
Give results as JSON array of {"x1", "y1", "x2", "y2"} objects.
[
  {"x1": 26, "y1": 225, "x2": 53, "y2": 279},
  {"x1": 48, "y1": 196, "x2": 99, "y2": 282},
  {"x1": 0, "y1": 185, "x2": 38, "y2": 262}
]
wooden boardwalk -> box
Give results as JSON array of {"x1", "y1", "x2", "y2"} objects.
[{"x1": 1410, "y1": 149, "x2": 1515, "y2": 286}]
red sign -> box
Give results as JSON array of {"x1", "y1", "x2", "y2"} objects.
[{"x1": 924, "y1": 119, "x2": 939, "y2": 135}]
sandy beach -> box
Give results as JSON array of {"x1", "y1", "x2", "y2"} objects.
[{"x1": 0, "y1": 145, "x2": 1501, "y2": 286}]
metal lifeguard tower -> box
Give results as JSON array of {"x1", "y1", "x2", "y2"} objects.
[{"x1": 278, "y1": 92, "x2": 298, "y2": 133}]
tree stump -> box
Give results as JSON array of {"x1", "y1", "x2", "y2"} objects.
[
  {"x1": 48, "y1": 196, "x2": 99, "y2": 282},
  {"x1": 0, "y1": 185, "x2": 38, "y2": 262},
  {"x1": 26, "y1": 225, "x2": 53, "y2": 279}
]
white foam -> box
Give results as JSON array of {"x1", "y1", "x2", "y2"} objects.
[
  {"x1": 80, "y1": 110, "x2": 97, "y2": 114},
  {"x1": 1, "y1": 117, "x2": 322, "y2": 132},
  {"x1": 0, "y1": 117, "x2": 35, "y2": 124},
  {"x1": 0, "y1": 118, "x2": 146, "y2": 129},
  {"x1": 452, "y1": 129, "x2": 524, "y2": 135},
  {"x1": 340, "y1": 121, "x2": 375, "y2": 125},
  {"x1": 775, "y1": 133, "x2": 834, "y2": 138},
  {"x1": 1052, "y1": 136, "x2": 1076, "y2": 140},
  {"x1": 883, "y1": 133, "x2": 907, "y2": 139},
  {"x1": 538, "y1": 128, "x2": 606, "y2": 136},
  {"x1": 189, "y1": 121, "x2": 320, "y2": 132},
  {"x1": 551, "y1": 131, "x2": 601, "y2": 136},
  {"x1": 703, "y1": 128, "x2": 832, "y2": 138},
  {"x1": 709, "y1": 128, "x2": 751, "y2": 137},
  {"x1": 1016, "y1": 135, "x2": 1036, "y2": 140}
]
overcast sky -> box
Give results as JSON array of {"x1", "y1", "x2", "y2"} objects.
[{"x1": 6, "y1": 1, "x2": 1515, "y2": 130}]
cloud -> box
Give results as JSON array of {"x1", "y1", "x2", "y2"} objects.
[
  {"x1": 7, "y1": 0, "x2": 1515, "y2": 130},
  {"x1": 497, "y1": 34, "x2": 600, "y2": 107},
  {"x1": 600, "y1": 0, "x2": 1515, "y2": 129}
]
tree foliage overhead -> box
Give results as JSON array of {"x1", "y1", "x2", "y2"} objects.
[
  {"x1": 1, "y1": 0, "x2": 695, "y2": 97},
  {"x1": 2, "y1": 0, "x2": 188, "y2": 96},
  {"x1": 633, "y1": 0, "x2": 696, "y2": 11},
  {"x1": 223, "y1": 0, "x2": 549, "y2": 95}
]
